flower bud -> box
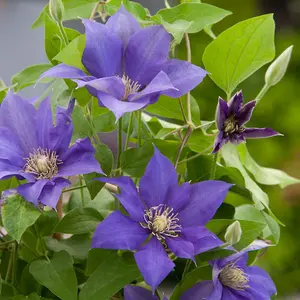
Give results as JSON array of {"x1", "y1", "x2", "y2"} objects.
[
  {"x1": 224, "y1": 221, "x2": 242, "y2": 245},
  {"x1": 265, "y1": 45, "x2": 293, "y2": 87},
  {"x1": 49, "y1": 0, "x2": 65, "y2": 23}
]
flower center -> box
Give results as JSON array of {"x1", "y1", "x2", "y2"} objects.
[
  {"x1": 219, "y1": 262, "x2": 250, "y2": 291},
  {"x1": 24, "y1": 148, "x2": 62, "y2": 180},
  {"x1": 121, "y1": 74, "x2": 141, "y2": 100},
  {"x1": 141, "y1": 204, "x2": 181, "y2": 240},
  {"x1": 223, "y1": 116, "x2": 244, "y2": 136}
]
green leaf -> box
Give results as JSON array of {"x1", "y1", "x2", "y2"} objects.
[
  {"x1": 146, "y1": 95, "x2": 200, "y2": 125},
  {"x1": 85, "y1": 249, "x2": 112, "y2": 276},
  {"x1": 0, "y1": 177, "x2": 18, "y2": 194},
  {"x1": 0, "y1": 80, "x2": 8, "y2": 103},
  {"x1": 187, "y1": 129, "x2": 214, "y2": 153},
  {"x1": 2, "y1": 195, "x2": 41, "y2": 242},
  {"x1": 53, "y1": 207, "x2": 102, "y2": 234},
  {"x1": 0, "y1": 281, "x2": 18, "y2": 299},
  {"x1": 12, "y1": 294, "x2": 44, "y2": 300},
  {"x1": 35, "y1": 210, "x2": 59, "y2": 237},
  {"x1": 29, "y1": 251, "x2": 77, "y2": 300},
  {"x1": 238, "y1": 143, "x2": 300, "y2": 188},
  {"x1": 19, "y1": 264, "x2": 41, "y2": 296},
  {"x1": 11, "y1": 64, "x2": 53, "y2": 92},
  {"x1": 54, "y1": 34, "x2": 86, "y2": 70},
  {"x1": 153, "y1": 3, "x2": 231, "y2": 35},
  {"x1": 79, "y1": 252, "x2": 140, "y2": 300},
  {"x1": 203, "y1": 14, "x2": 275, "y2": 95},
  {"x1": 72, "y1": 105, "x2": 93, "y2": 139},
  {"x1": 93, "y1": 112, "x2": 117, "y2": 133}
]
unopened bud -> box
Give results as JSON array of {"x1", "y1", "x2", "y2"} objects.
[
  {"x1": 49, "y1": 0, "x2": 65, "y2": 23},
  {"x1": 265, "y1": 45, "x2": 293, "y2": 87},
  {"x1": 224, "y1": 221, "x2": 242, "y2": 245}
]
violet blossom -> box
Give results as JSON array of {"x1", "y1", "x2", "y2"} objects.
[
  {"x1": 39, "y1": 6, "x2": 207, "y2": 120},
  {"x1": 213, "y1": 91, "x2": 280, "y2": 153},
  {"x1": 0, "y1": 92, "x2": 102, "y2": 208},
  {"x1": 92, "y1": 147, "x2": 232, "y2": 290}
]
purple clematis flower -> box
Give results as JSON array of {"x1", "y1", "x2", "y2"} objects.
[
  {"x1": 39, "y1": 6, "x2": 207, "y2": 120},
  {"x1": 124, "y1": 285, "x2": 168, "y2": 300},
  {"x1": 181, "y1": 248, "x2": 276, "y2": 300},
  {"x1": 0, "y1": 92, "x2": 103, "y2": 208},
  {"x1": 213, "y1": 91, "x2": 280, "y2": 153},
  {"x1": 92, "y1": 147, "x2": 232, "y2": 290}
]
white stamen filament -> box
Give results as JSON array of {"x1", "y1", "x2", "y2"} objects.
[{"x1": 121, "y1": 74, "x2": 141, "y2": 100}]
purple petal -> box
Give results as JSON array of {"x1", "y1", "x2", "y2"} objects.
[
  {"x1": 39, "y1": 178, "x2": 71, "y2": 209},
  {"x1": 125, "y1": 25, "x2": 171, "y2": 85},
  {"x1": 134, "y1": 237, "x2": 175, "y2": 291},
  {"x1": 73, "y1": 76, "x2": 124, "y2": 100},
  {"x1": 57, "y1": 138, "x2": 103, "y2": 177},
  {"x1": 221, "y1": 288, "x2": 241, "y2": 299},
  {"x1": 165, "y1": 182, "x2": 191, "y2": 213},
  {"x1": 212, "y1": 132, "x2": 228, "y2": 154},
  {"x1": 128, "y1": 71, "x2": 177, "y2": 102},
  {"x1": 216, "y1": 252, "x2": 248, "y2": 270},
  {"x1": 124, "y1": 285, "x2": 158, "y2": 300},
  {"x1": 229, "y1": 133, "x2": 245, "y2": 145},
  {"x1": 165, "y1": 236, "x2": 194, "y2": 260},
  {"x1": 0, "y1": 92, "x2": 38, "y2": 154},
  {"x1": 17, "y1": 179, "x2": 49, "y2": 206},
  {"x1": 39, "y1": 63, "x2": 86, "y2": 82},
  {"x1": 92, "y1": 211, "x2": 148, "y2": 251},
  {"x1": 0, "y1": 159, "x2": 25, "y2": 180},
  {"x1": 216, "y1": 97, "x2": 228, "y2": 130},
  {"x1": 106, "y1": 5, "x2": 141, "y2": 47},
  {"x1": 243, "y1": 128, "x2": 281, "y2": 139},
  {"x1": 228, "y1": 91, "x2": 243, "y2": 115},
  {"x1": 82, "y1": 19, "x2": 123, "y2": 78},
  {"x1": 99, "y1": 176, "x2": 145, "y2": 222},
  {"x1": 178, "y1": 181, "x2": 232, "y2": 227},
  {"x1": 182, "y1": 227, "x2": 223, "y2": 255},
  {"x1": 237, "y1": 100, "x2": 256, "y2": 126},
  {"x1": 97, "y1": 91, "x2": 148, "y2": 121},
  {"x1": 162, "y1": 59, "x2": 207, "y2": 98},
  {"x1": 139, "y1": 147, "x2": 178, "y2": 208},
  {"x1": 180, "y1": 281, "x2": 220, "y2": 300}
]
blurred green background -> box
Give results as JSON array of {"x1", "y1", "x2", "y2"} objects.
[{"x1": 180, "y1": 0, "x2": 300, "y2": 297}]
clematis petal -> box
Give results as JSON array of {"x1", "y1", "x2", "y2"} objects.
[
  {"x1": 165, "y1": 182, "x2": 191, "y2": 213},
  {"x1": 92, "y1": 211, "x2": 149, "y2": 251},
  {"x1": 139, "y1": 147, "x2": 178, "y2": 208},
  {"x1": 39, "y1": 63, "x2": 86, "y2": 82},
  {"x1": 0, "y1": 92, "x2": 38, "y2": 154},
  {"x1": 97, "y1": 91, "x2": 148, "y2": 121},
  {"x1": 229, "y1": 133, "x2": 246, "y2": 145},
  {"x1": 17, "y1": 179, "x2": 49, "y2": 206},
  {"x1": 125, "y1": 25, "x2": 171, "y2": 85},
  {"x1": 212, "y1": 132, "x2": 229, "y2": 154},
  {"x1": 39, "y1": 178, "x2": 71, "y2": 209},
  {"x1": 0, "y1": 159, "x2": 25, "y2": 180},
  {"x1": 162, "y1": 59, "x2": 207, "y2": 98},
  {"x1": 82, "y1": 19, "x2": 123, "y2": 78},
  {"x1": 99, "y1": 176, "x2": 145, "y2": 222},
  {"x1": 179, "y1": 181, "x2": 232, "y2": 227},
  {"x1": 58, "y1": 138, "x2": 103, "y2": 177},
  {"x1": 124, "y1": 285, "x2": 158, "y2": 300},
  {"x1": 216, "y1": 97, "x2": 229, "y2": 130},
  {"x1": 217, "y1": 252, "x2": 248, "y2": 270},
  {"x1": 134, "y1": 237, "x2": 175, "y2": 291},
  {"x1": 243, "y1": 128, "x2": 281, "y2": 139},
  {"x1": 73, "y1": 76, "x2": 124, "y2": 100},
  {"x1": 228, "y1": 91, "x2": 243, "y2": 115},
  {"x1": 221, "y1": 288, "x2": 241, "y2": 300},
  {"x1": 237, "y1": 100, "x2": 256, "y2": 126},
  {"x1": 182, "y1": 226, "x2": 223, "y2": 255},
  {"x1": 128, "y1": 71, "x2": 177, "y2": 102},
  {"x1": 165, "y1": 236, "x2": 194, "y2": 260},
  {"x1": 106, "y1": 5, "x2": 140, "y2": 47}
]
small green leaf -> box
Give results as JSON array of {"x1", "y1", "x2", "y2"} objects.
[
  {"x1": 187, "y1": 129, "x2": 214, "y2": 153},
  {"x1": 53, "y1": 207, "x2": 102, "y2": 234},
  {"x1": 29, "y1": 251, "x2": 77, "y2": 300},
  {"x1": 79, "y1": 251, "x2": 140, "y2": 300},
  {"x1": 2, "y1": 195, "x2": 41, "y2": 242},
  {"x1": 72, "y1": 105, "x2": 93, "y2": 139},
  {"x1": 203, "y1": 14, "x2": 275, "y2": 95},
  {"x1": 35, "y1": 210, "x2": 59, "y2": 237},
  {"x1": 94, "y1": 112, "x2": 117, "y2": 133},
  {"x1": 12, "y1": 64, "x2": 53, "y2": 92},
  {"x1": 85, "y1": 248, "x2": 112, "y2": 276}
]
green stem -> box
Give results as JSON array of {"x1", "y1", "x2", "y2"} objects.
[
  {"x1": 182, "y1": 260, "x2": 192, "y2": 280},
  {"x1": 178, "y1": 98, "x2": 187, "y2": 123},
  {"x1": 5, "y1": 247, "x2": 13, "y2": 282},
  {"x1": 0, "y1": 240, "x2": 15, "y2": 246},
  {"x1": 90, "y1": 1, "x2": 101, "y2": 20},
  {"x1": 184, "y1": 32, "x2": 192, "y2": 124},
  {"x1": 125, "y1": 112, "x2": 133, "y2": 151},
  {"x1": 164, "y1": 0, "x2": 171, "y2": 8},
  {"x1": 255, "y1": 83, "x2": 270, "y2": 103},
  {"x1": 174, "y1": 127, "x2": 193, "y2": 169},
  {"x1": 209, "y1": 152, "x2": 219, "y2": 180},
  {"x1": 63, "y1": 185, "x2": 87, "y2": 193},
  {"x1": 58, "y1": 21, "x2": 69, "y2": 46},
  {"x1": 79, "y1": 177, "x2": 85, "y2": 207},
  {"x1": 137, "y1": 111, "x2": 142, "y2": 147},
  {"x1": 117, "y1": 118, "x2": 123, "y2": 169},
  {"x1": 86, "y1": 106, "x2": 101, "y2": 145},
  {"x1": 11, "y1": 243, "x2": 17, "y2": 286}
]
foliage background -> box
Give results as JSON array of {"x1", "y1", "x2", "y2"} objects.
[{"x1": 0, "y1": 0, "x2": 300, "y2": 297}]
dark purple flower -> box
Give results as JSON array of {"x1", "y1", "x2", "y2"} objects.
[
  {"x1": 181, "y1": 247, "x2": 276, "y2": 300},
  {"x1": 124, "y1": 285, "x2": 168, "y2": 300},
  {"x1": 0, "y1": 92, "x2": 103, "y2": 208},
  {"x1": 213, "y1": 91, "x2": 281, "y2": 153},
  {"x1": 39, "y1": 6, "x2": 207, "y2": 120},
  {"x1": 92, "y1": 147, "x2": 232, "y2": 290}
]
